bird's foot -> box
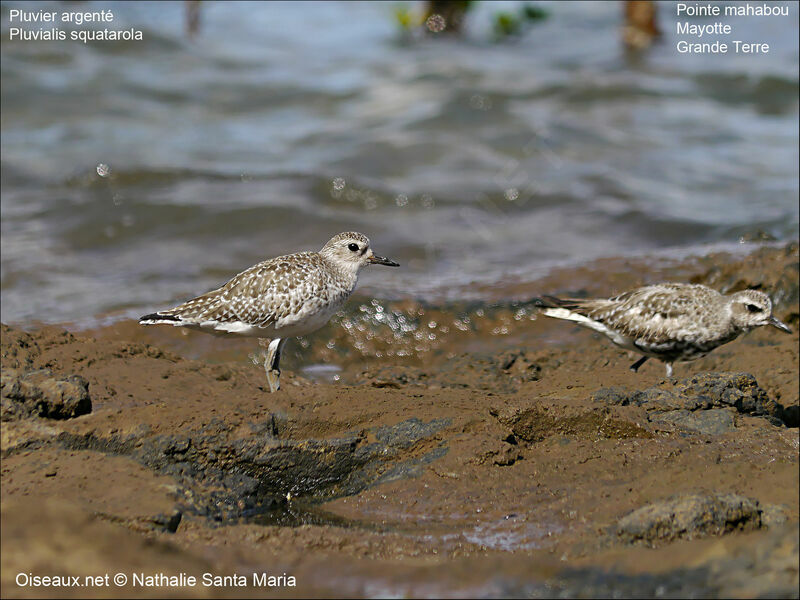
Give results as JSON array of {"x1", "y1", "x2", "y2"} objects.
[
  {"x1": 266, "y1": 368, "x2": 281, "y2": 393},
  {"x1": 629, "y1": 356, "x2": 649, "y2": 373}
]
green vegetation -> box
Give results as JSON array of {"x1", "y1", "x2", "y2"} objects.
[{"x1": 493, "y1": 4, "x2": 550, "y2": 41}]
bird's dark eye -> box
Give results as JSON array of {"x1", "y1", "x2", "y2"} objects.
[
  {"x1": 348, "y1": 243, "x2": 359, "y2": 252},
  {"x1": 745, "y1": 304, "x2": 761, "y2": 313}
]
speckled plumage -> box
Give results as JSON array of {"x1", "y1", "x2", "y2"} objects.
[
  {"x1": 537, "y1": 283, "x2": 792, "y2": 377},
  {"x1": 140, "y1": 232, "x2": 399, "y2": 391},
  {"x1": 142, "y1": 251, "x2": 354, "y2": 338}
]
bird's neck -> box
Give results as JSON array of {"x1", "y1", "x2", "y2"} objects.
[{"x1": 323, "y1": 256, "x2": 361, "y2": 291}]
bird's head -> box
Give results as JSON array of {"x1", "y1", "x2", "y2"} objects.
[
  {"x1": 320, "y1": 232, "x2": 400, "y2": 274},
  {"x1": 729, "y1": 289, "x2": 791, "y2": 333}
]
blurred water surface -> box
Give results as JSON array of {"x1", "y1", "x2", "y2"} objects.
[{"x1": 1, "y1": 1, "x2": 798, "y2": 326}]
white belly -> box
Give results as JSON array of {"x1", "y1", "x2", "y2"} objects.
[{"x1": 195, "y1": 296, "x2": 346, "y2": 339}]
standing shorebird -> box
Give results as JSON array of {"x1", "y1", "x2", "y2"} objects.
[
  {"x1": 140, "y1": 232, "x2": 399, "y2": 392},
  {"x1": 536, "y1": 283, "x2": 792, "y2": 377}
]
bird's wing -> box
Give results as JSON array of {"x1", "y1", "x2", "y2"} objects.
[
  {"x1": 585, "y1": 285, "x2": 716, "y2": 344},
  {"x1": 164, "y1": 253, "x2": 329, "y2": 328},
  {"x1": 538, "y1": 295, "x2": 610, "y2": 314}
]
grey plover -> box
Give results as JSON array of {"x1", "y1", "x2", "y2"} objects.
[
  {"x1": 140, "y1": 232, "x2": 399, "y2": 392},
  {"x1": 536, "y1": 283, "x2": 792, "y2": 377}
]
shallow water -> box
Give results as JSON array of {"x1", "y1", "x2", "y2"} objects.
[
  {"x1": 1, "y1": 1, "x2": 798, "y2": 327},
  {"x1": 251, "y1": 501, "x2": 554, "y2": 553}
]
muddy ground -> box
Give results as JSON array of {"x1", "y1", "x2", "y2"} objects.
[{"x1": 1, "y1": 242, "x2": 798, "y2": 598}]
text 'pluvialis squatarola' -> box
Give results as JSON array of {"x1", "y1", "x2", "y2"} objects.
[
  {"x1": 140, "y1": 232, "x2": 399, "y2": 392},
  {"x1": 536, "y1": 283, "x2": 792, "y2": 377}
]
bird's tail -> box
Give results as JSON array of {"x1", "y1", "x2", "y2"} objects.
[
  {"x1": 533, "y1": 295, "x2": 599, "y2": 326},
  {"x1": 139, "y1": 312, "x2": 183, "y2": 325},
  {"x1": 532, "y1": 295, "x2": 585, "y2": 310}
]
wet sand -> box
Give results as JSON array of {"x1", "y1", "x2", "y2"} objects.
[{"x1": 2, "y1": 242, "x2": 798, "y2": 598}]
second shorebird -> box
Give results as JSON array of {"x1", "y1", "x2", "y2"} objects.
[
  {"x1": 140, "y1": 232, "x2": 399, "y2": 392},
  {"x1": 537, "y1": 283, "x2": 792, "y2": 377}
]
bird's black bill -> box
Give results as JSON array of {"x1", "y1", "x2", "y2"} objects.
[
  {"x1": 368, "y1": 255, "x2": 400, "y2": 267},
  {"x1": 768, "y1": 316, "x2": 792, "y2": 333}
]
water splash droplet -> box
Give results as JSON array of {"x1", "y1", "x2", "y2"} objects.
[
  {"x1": 469, "y1": 95, "x2": 492, "y2": 110},
  {"x1": 426, "y1": 14, "x2": 446, "y2": 33}
]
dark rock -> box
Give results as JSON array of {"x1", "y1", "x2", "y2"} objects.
[
  {"x1": 148, "y1": 510, "x2": 182, "y2": 533},
  {"x1": 781, "y1": 405, "x2": 800, "y2": 428},
  {"x1": 616, "y1": 493, "x2": 763, "y2": 545},
  {"x1": 590, "y1": 387, "x2": 630, "y2": 405},
  {"x1": 679, "y1": 373, "x2": 772, "y2": 415},
  {"x1": 2, "y1": 369, "x2": 91, "y2": 421},
  {"x1": 594, "y1": 372, "x2": 793, "y2": 430},
  {"x1": 373, "y1": 417, "x2": 450, "y2": 449},
  {"x1": 649, "y1": 408, "x2": 736, "y2": 435},
  {"x1": 629, "y1": 388, "x2": 686, "y2": 411}
]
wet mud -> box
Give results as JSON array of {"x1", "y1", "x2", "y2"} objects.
[{"x1": 1, "y1": 243, "x2": 798, "y2": 598}]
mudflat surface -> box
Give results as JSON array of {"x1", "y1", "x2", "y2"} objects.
[{"x1": 2, "y1": 243, "x2": 798, "y2": 598}]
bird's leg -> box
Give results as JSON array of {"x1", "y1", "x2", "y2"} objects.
[
  {"x1": 664, "y1": 362, "x2": 674, "y2": 378},
  {"x1": 629, "y1": 356, "x2": 649, "y2": 373},
  {"x1": 264, "y1": 338, "x2": 288, "y2": 393}
]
